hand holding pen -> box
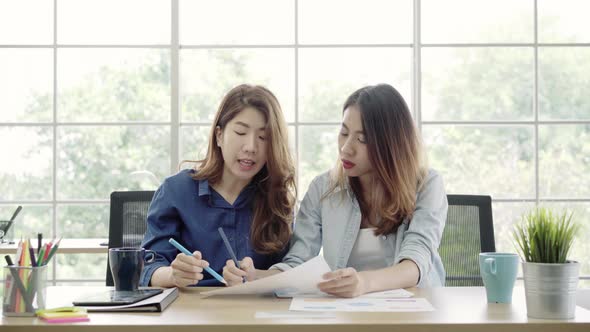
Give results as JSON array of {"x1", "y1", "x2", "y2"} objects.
[
  {"x1": 219, "y1": 227, "x2": 256, "y2": 286},
  {"x1": 223, "y1": 256, "x2": 256, "y2": 286},
  {"x1": 168, "y1": 238, "x2": 227, "y2": 286},
  {"x1": 168, "y1": 250, "x2": 208, "y2": 287}
]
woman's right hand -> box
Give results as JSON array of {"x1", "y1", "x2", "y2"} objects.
[
  {"x1": 168, "y1": 251, "x2": 209, "y2": 287},
  {"x1": 223, "y1": 257, "x2": 256, "y2": 286}
]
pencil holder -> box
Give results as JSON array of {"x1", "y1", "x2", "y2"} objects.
[{"x1": 2, "y1": 265, "x2": 47, "y2": 316}]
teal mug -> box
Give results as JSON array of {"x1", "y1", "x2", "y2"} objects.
[{"x1": 479, "y1": 252, "x2": 519, "y2": 303}]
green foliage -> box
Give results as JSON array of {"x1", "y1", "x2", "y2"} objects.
[
  {"x1": 3, "y1": 10, "x2": 590, "y2": 281},
  {"x1": 513, "y1": 208, "x2": 579, "y2": 263}
]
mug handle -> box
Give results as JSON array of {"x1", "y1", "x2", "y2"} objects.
[
  {"x1": 144, "y1": 250, "x2": 157, "y2": 264},
  {"x1": 484, "y1": 257, "x2": 496, "y2": 275}
]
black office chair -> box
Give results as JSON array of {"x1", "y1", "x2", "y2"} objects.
[
  {"x1": 439, "y1": 194, "x2": 495, "y2": 286},
  {"x1": 105, "y1": 190, "x2": 155, "y2": 286}
]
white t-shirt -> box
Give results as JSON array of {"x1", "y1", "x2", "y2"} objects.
[{"x1": 347, "y1": 228, "x2": 392, "y2": 271}]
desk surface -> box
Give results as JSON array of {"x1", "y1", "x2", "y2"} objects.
[
  {"x1": 2, "y1": 286, "x2": 590, "y2": 332},
  {"x1": 0, "y1": 238, "x2": 107, "y2": 254}
]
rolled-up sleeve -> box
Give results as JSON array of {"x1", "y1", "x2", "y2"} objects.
[
  {"x1": 270, "y1": 176, "x2": 324, "y2": 271},
  {"x1": 395, "y1": 170, "x2": 448, "y2": 287},
  {"x1": 139, "y1": 180, "x2": 182, "y2": 286}
]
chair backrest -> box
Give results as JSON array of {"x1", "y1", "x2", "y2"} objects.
[
  {"x1": 439, "y1": 194, "x2": 495, "y2": 286},
  {"x1": 105, "y1": 190, "x2": 155, "y2": 286}
]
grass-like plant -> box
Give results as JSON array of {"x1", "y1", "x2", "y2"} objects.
[{"x1": 513, "y1": 208, "x2": 579, "y2": 264}]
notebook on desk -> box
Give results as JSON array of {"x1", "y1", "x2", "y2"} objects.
[
  {"x1": 73, "y1": 289, "x2": 164, "y2": 306},
  {"x1": 74, "y1": 287, "x2": 178, "y2": 312}
]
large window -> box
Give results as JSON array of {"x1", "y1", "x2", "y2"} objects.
[{"x1": 1, "y1": 0, "x2": 588, "y2": 285}]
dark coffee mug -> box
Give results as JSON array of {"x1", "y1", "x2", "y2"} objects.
[{"x1": 109, "y1": 247, "x2": 156, "y2": 291}]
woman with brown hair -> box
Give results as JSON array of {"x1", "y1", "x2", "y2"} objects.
[
  {"x1": 224, "y1": 84, "x2": 447, "y2": 297},
  {"x1": 141, "y1": 84, "x2": 296, "y2": 287}
]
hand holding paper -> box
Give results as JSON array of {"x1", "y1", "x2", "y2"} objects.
[
  {"x1": 202, "y1": 255, "x2": 331, "y2": 297},
  {"x1": 318, "y1": 267, "x2": 368, "y2": 298}
]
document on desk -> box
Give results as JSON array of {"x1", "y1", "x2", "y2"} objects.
[
  {"x1": 255, "y1": 311, "x2": 336, "y2": 319},
  {"x1": 289, "y1": 297, "x2": 434, "y2": 312},
  {"x1": 200, "y1": 255, "x2": 331, "y2": 297},
  {"x1": 276, "y1": 288, "x2": 413, "y2": 298}
]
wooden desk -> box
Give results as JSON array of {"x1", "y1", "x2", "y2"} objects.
[
  {"x1": 1, "y1": 286, "x2": 590, "y2": 332},
  {"x1": 0, "y1": 239, "x2": 108, "y2": 254}
]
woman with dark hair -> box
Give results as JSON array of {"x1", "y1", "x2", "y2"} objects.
[
  {"x1": 224, "y1": 84, "x2": 447, "y2": 297},
  {"x1": 140, "y1": 84, "x2": 296, "y2": 287}
]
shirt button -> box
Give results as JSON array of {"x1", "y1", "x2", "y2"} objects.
[{"x1": 381, "y1": 235, "x2": 387, "y2": 240}]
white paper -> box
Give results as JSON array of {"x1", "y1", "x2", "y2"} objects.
[
  {"x1": 255, "y1": 311, "x2": 336, "y2": 319},
  {"x1": 289, "y1": 297, "x2": 434, "y2": 312},
  {"x1": 276, "y1": 288, "x2": 413, "y2": 299},
  {"x1": 362, "y1": 289, "x2": 414, "y2": 298},
  {"x1": 201, "y1": 255, "x2": 331, "y2": 297}
]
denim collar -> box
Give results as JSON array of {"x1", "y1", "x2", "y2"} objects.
[
  {"x1": 198, "y1": 178, "x2": 211, "y2": 197},
  {"x1": 197, "y1": 177, "x2": 255, "y2": 209}
]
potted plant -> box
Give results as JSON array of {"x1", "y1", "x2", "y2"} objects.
[{"x1": 513, "y1": 207, "x2": 580, "y2": 319}]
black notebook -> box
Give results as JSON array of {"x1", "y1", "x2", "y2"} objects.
[
  {"x1": 73, "y1": 288, "x2": 178, "y2": 312},
  {"x1": 73, "y1": 289, "x2": 163, "y2": 306}
]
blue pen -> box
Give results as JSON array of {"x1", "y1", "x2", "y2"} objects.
[
  {"x1": 218, "y1": 227, "x2": 245, "y2": 283},
  {"x1": 168, "y1": 238, "x2": 227, "y2": 285}
]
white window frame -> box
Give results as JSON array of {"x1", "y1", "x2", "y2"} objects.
[{"x1": 1, "y1": 0, "x2": 589, "y2": 285}]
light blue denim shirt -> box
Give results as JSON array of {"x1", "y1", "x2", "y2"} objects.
[{"x1": 271, "y1": 169, "x2": 448, "y2": 287}]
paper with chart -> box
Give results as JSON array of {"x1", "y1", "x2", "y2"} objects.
[
  {"x1": 254, "y1": 311, "x2": 336, "y2": 319},
  {"x1": 200, "y1": 255, "x2": 331, "y2": 297},
  {"x1": 289, "y1": 297, "x2": 434, "y2": 312},
  {"x1": 276, "y1": 288, "x2": 414, "y2": 298}
]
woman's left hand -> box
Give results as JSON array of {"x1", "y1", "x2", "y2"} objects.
[{"x1": 317, "y1": 267, "x2": 368, "y2": 298}]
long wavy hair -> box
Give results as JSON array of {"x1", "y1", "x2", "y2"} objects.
[
  {"x1": 191, "y1": 84, "x2": 296, "y2": 254},
  {"x1": 327, "y1": 84, "x2": 427, "y2": 235}
]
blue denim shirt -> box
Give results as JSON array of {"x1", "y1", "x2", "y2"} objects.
[
  {"x1": 271, "y1": 169, "x2": 448, "y2": 287},
  {"x1": 140, "y1": 169, "x2": 285, "y2": 286}
]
